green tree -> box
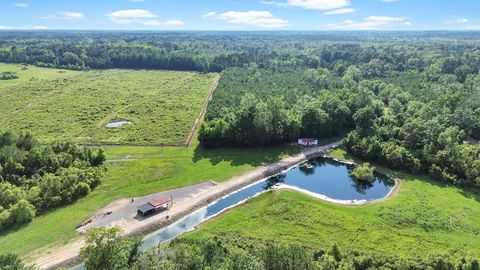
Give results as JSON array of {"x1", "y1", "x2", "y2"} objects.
[
  {"x1": 353, "y1": 106, "x2": 376, "y2": 135},
  {"x1": 8, "y1": 200, "x2": 35, "y2": 225},
  {"x1": 0, "y1": 253, "x2": 26, "y2": 270},
  {"x1": 81, "y1": 227, "x2": 142, "y2": 270},
  {"x1": 351, "y1": 163, "x2": 375, "y2": 183}
]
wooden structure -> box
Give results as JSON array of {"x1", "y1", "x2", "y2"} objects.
[{"x1": 137, "y1": 196, "x2": 172, "y2": 217}]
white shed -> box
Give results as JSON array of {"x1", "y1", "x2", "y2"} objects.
[{"x1": 298, "y1": 138, "x2": 318, "y2": 147}]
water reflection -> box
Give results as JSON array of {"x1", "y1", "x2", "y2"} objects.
[
  {"x1": 71, "y1": 157, "x2": 395, "y2": 270},
  {"x1": 141, "y1": 157, "x2": 394, "y2": 247}
]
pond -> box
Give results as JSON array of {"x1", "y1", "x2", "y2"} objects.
[
  {"x1": 105, "y1": 120, "x2": 131, "y2": 128},
  {"x1": 71, "y1": 157, "x2": 395, "y2": 269},
  {"x1": 141, "y1": 157, "x2": 395, "y2": 249},
  {"x1": 276, "y1": 158, "x2": 395, "y2": 202}
]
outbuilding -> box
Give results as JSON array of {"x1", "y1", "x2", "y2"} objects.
[
  {"x1": 137, "y1": 197, "x2": 172, "y2": 217},
  {"x1": 298, "y1": 138, "x2": 318, "y2": 147}
]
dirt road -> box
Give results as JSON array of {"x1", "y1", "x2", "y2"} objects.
[{"x1": 185, "y1": 75, "x2": 220, "y2": 147}]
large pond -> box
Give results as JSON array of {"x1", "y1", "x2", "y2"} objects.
[{"x1": 72, "y1": 157, "x2": 395, "y2": 269}]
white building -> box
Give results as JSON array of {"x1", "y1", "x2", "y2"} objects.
[{"x1": 298, "y1": 138, "x2": 318, "y2": 147}]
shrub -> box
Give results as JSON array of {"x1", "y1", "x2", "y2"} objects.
[
  {"x1": 351, "y1": 163, "x2": 375, "y2": 183},
  {"x1": 0, "y1": 72, "x2": 18, "y2": 80}
]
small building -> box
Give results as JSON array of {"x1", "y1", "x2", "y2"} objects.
[
  {"x1": 298, "y1": 138, "x2": 318, "y2": 147},
  {"x1": 137, "y1": 197, "x2": 172, "y2": 217}
]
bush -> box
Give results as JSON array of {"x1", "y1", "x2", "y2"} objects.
[
  {"x1": 9, "y1": 200, "x2": 35, "y2": 225},
  {"x1": 0, "y1": 253, "x2": 26, "y2": 270},
  {"x1": 0, "y1": 72, "x2": 18, "y2": 80},
  {"x1": 351, "y1": 163, "x2": 375, "y2": 183}
]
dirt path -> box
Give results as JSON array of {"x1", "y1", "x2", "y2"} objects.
[
  {"x1": 30, "y1": 141, "x2": 340, "y2": 270},
  {"x1": 185, "y1": 74, "x2": 220, "y2": 147}
]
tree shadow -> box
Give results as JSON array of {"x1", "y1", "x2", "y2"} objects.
[{"x1": 191, "y1": 144, "x2": 301, "y2": 167}]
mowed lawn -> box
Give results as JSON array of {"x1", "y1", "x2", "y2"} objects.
[
  {"x1": 185, "y1": 150, "x2": 480, "y2": 259},
  {"x1": 0, "y1": 144, "x2": 299, "y2": 259},
  {"x1": 0, "y1": 63, "x2": 217, "y2": 145}
]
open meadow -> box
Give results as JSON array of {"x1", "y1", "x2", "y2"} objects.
[
  {"x1": 185, "y1": 149, "x2": 480, "y2": 259},
  {"x1": 0, "y1": 63, "x2": 217, "y2": 145}
]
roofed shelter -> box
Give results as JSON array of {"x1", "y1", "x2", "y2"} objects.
[{"x1": 137, "y1": 196, "x2": 172, "y2": 217}]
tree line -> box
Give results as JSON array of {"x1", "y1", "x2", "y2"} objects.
[
  {"x1": 196, "y1": 34, "x2": 480, "y2": 189},
  {"x1": 2, "y1": 226, "x2": 473, "y2": 270},
  {"x1": 0, "y1": 131, "x2": 105, "y2": 231},
  {"x1": 199, "y1": 67, "x2": 352, "y2": 147},
  {"x1": 1, "y1": 31, "x2": 480, "y2": 73}
]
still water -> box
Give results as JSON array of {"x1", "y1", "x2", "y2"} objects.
[
  {"x1": 105, "y1": 121, "x2": 131, "y2": 128},
  {"x1": 72, "y1": 157, "x2": 395, "y2": 269},
  {"x1": 141, "y1": 157, "x2": 394, "y2": 248}
]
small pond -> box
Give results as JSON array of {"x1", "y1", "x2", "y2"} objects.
[
  {"x1": 71, "y1": 157, "x2": 395, "y2": 269},
  {"x1": 105, "y1": 120, "x2": 131, "y2": 128}
]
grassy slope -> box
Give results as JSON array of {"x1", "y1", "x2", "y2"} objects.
[
  {"x1": 185, "y1": 149, "x2": 480, "y2": 259},
  {"x1": 0, "y1": 144, "x2": 299, "y2": 257},
  {"x1": 0, "y1": 63, "x2": 217, "y2": 145}
]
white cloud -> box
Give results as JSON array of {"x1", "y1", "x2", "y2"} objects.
[
  {"x1": 162, "y1": 20, "x2": 185, "y2": 26},
  {"x1": 444, "y1": 18, "x2": 469, "y2": 25},
  {"x1": 284, "y1": 0, "x2": 350, "y2": 10},
  {"x1": 203, "y1": 10, "x2": 288, "y2": 29},
  {"x1": 324, "y1": 8, "x2": 355, "y2": 15},
  {"x1": 202, "y1": 12, "x2": 217, "y2": 18},
  {"x1": 42, "y1": 11, "x2": 84, "y2": 20},
  {"x1": 0, "y1": 25, "x2": 48, "y2": 30},
  {"x1": 106, "y1": 9, "x2": 184, "y2": 26},
  {"x1": 466, "y1": 25, "x2": 480, "y2": 30},
  {"x1": 320, "y1": 16, "x2": 411, "y2": 30},
  {"x1": 260, "y1": 1, "x2": 277, "y2": 5},
  {"x1": 14, "y1": 3, "x2": 29, "y2": 8}
]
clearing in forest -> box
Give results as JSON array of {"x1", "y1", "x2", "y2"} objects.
[{"x1": 0, "y1": 63, "x2": 218, "y2": 145}]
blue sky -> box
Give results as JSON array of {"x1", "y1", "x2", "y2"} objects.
[{"x1": 1, "y1": 0, "x2": 479, "y2": 30}]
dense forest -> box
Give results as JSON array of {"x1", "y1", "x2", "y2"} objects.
[
  {"x1": 3, "y1": 227, "x2": 471, "y2": 270},
  {"x1": 1, "y1": 31, "x2": 478, "y2": 188},
  {"x1": 1, "y1": 31, "x2": 480, "y2": 72},
  {"x1": 0, "y1": 132, "x2": 105, "y2": 231},
  {"x1": 196, "y1": 34, "x2": 480, "y2": 189}
]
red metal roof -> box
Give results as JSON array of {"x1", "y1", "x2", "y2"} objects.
[{"x1": 148, "y1": 197, "x2": 171, "y2": 207}]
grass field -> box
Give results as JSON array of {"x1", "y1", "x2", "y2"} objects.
[
  {"x1": 0, "y1": 63, "x2": 80, "y2": 87},
  {"x1": 0, "y1": 63, "x2": 217, "y2": 145},
  {"x1": 185, "y1": 149, "x2": 480, "y2": 259},
  {"x1": 0, "y1": 144, "x2": 299, "y2": 258}
]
